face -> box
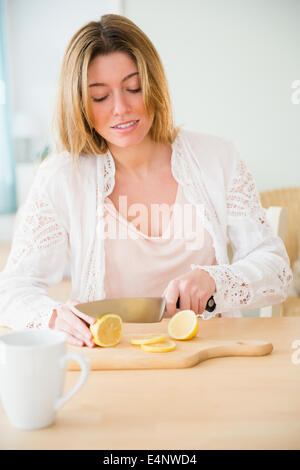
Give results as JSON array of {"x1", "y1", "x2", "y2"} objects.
[{"x1": 87, "y1": 52, "x2": 154, "y2": 149}]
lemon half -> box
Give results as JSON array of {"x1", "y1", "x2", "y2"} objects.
[
  {"x1": 131, "y1": 335, "x2": 166, "y2": 346},
  {"x1": 168, "y1": 310, "x2": 199, "y2": 340},
  {"x1": 141, "y1": 340, "x2": 176, "y2": 353},
  {"x1": 90, "y1": 314, "x2": 123, "y2": 347}
]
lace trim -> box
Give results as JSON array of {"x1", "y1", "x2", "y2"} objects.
[
  {"x1": 25, "y1": 299, "x2": 63, "y2": 329},
  {"x1": 81, "y1": 154, "x2": 110, "y2": 302},
  {"x1": 257, "y1": 266, "x2": 293, "y2": 298},
  {"x1": 198, "y1": 310, "x2": 219, "y2": 321},
  {"x1": 193, "y1": 264, "x2": 252, "y2": 310},
  {"x1": 227, "y1": 159, "x2": 267, "y2": 226},
  {"x1": 80, "y1": 162, "x2": 100, "y2": 302},
  {"x1": 103, "y1": 150, "x2": 116, "y2": 197},
  {"x1": 7, "y1": 186, "x2": 68, "y2": 270},
  {"x1": 82, "y1": 243, "x2": 98, "y2": 302}
]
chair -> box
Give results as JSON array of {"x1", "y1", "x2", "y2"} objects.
[
  {"x1": 260, "y1": 187, "x2": 300, "y2": 317},
  {"x1": 227, "y1": 205, "x2": 288, "y2": 317},
  {"x1": 258, "y1": 206, "x2": 288, "y2": 317}
]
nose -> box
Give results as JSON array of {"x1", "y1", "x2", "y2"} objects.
[{"x1": 112, "y1": 90, "x2": 131, "y2": 116}]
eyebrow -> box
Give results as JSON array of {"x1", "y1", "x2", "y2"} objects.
[{"x1": 88, "y1": 72, "x2": 139, "y2": 88}]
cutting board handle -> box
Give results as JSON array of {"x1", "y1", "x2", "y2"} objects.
[{"x1": 201, "y1": 340, "x2": 273, "y2": 362}]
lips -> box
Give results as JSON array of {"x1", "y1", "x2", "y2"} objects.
[{"x1": 112, "y1": 120, "x2": 139, "y2": 128}]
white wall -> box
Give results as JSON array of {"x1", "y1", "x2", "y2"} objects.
[
  {"x1": 124, "y1": 0, "x2": 300, "y2": 191},
  {"x1": 4, "y1": 0, "x2": 122, "y2": 158}
]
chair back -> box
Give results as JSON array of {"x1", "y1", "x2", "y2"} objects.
[{"x1": 260, "y1": 187, "x2": 300, "y2": 265}]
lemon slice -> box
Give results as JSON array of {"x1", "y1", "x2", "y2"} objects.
[
  {"x1": 90, "y1": 314, "x2": 123, "y2": 347},
  {"x1": 131, "y1": 335, "x2": 166, "y2": 345},
  {"x1": 141, "y1": 340, "x2": 176, "y2": 353},
  {"x1": 168, "y1": 310, "x2": 199, "y2": 340}
]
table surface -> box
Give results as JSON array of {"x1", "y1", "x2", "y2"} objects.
[{"x1": 1, "y1": 317, "x2": 300, "y2": 450}]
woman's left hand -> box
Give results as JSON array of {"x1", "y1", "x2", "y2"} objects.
[{"x1": 163, "y1": 269, "x2": 216, "y2": 317}]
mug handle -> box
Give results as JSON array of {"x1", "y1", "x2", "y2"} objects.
[{"x1": 54, "y1": 352, "x2": 90, "y2": 411}]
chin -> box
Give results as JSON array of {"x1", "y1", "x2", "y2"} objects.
[{"x1": 107, "y1": 129, "x2": 149, "y2": 148}]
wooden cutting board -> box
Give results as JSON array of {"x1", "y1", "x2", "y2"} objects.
[{"x1": 67, "y1": 321, "x2": 273, "y2": 370}]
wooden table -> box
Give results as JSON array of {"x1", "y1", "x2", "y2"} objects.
[{"x1": 1, "y1": 317, "x2": 300, "y2": 450}]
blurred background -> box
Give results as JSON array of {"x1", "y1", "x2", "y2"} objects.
[{"x1": 0, "y1": 0, "x2": 299, "y2": 313}]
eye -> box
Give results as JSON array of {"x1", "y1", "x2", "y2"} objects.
[
  {"x1": 92, "y1": 96, "x2": 107, "y2": 103},
  {"x1": 91, "y1": 88, "x2": 141, "y2": 103},
  {"x1": 128, "y1": 88, "x2": 141, "y2": 93}
]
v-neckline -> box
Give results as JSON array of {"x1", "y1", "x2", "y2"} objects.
[{"x1": 104, "y1": 182, "x2": 180, "y2": 240}]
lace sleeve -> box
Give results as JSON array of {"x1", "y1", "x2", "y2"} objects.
[
  {"x1": 192, "y1": 150, "x2": 293, "y2": 314},
  {"x1": 0, "y1": 170, "x2": 69, "y2": 330}
]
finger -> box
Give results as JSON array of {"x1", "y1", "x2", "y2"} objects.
[
  {"x1": 178, "y1": 290, "x2": 191, "y2": 311},
  {"x1": 163, "y1": 309, "x2": 173, "y2": 318},
  {"x1": 197, "y1": 296, "x2": 206, "y2": 315},
  {"x1": 66, "y1": 299, "x2": 96, "y2": 324},
  {"x1": 57, "y1": 309, "x2": 94, "y2": 346},
  {"x1": 191, "y1": 294, "x2": 199, "y2": 315},
  {"x1": 198, "y1": 294, "x2": 211, "y2": 315},
  {"x1": 54, "y1": 317, "x2": 85, "y2": 346},
  {"x1": 165, "y1": 283, "x2": 180, "y2": 317},
  {"x1": 58, "y1": 318, "x2": 94, "y2": 348},
  {"x1": 63, "y1": 306, "x2": 94, "y2": 340},
  {"x1": 66, "y1": 334, "x2": 85, "y2": 347},
  {"x1": 198, "y1": 296, "x2": 204, "y2": 315},
  {"x1": 69, "y1": 303, "x2": 97, "y2": 325}
]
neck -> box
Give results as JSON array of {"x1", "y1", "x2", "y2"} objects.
[{"x1": 107, "y1": 135, "x2": 172, "y2": 180}]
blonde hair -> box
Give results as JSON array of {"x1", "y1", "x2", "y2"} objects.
[{"x1": 52, "y1": 14, "x2": 179, "y2": 159}]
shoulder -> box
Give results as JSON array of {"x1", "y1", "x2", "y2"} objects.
[
  {"x1": 37, "y1": 151, "x2": 73, "y2": 180},
  {"x1": 27, "y1": 151, "x2": 99, "y2": 230},
  {"x1": 31, "y1": 151, "x2": 99, "y2": 217},
  {"x1": 178, "y1": 127, "x2": 231, "y2": 148},
  {"x1": 177, "y1": 127, "x2": 241, "y2": 184},
  {"x1": 36, "y1": 151, "x2": 98, "y2": 189},
  {"x1": 178, "y1": 128, "x2": 237, "y2": 164}
]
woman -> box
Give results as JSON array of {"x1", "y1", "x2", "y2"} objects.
[{"x1": 0, "y1": 14, "x2": 292, "y2": 347}]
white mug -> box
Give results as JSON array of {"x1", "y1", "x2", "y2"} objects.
[{"x1": 0, "y1": 329, "x2": 90, "y2": 430}]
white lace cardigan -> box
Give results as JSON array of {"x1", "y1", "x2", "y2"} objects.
[{"x1": 0, "y1": 128, "x2": 292, "y2": 329}]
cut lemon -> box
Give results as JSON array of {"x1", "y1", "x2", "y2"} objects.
[
  {"x1": 89, "y1": 314, "x2": 123, "y2": 347},
  {"x1": 141, "y1": 340, "x2": 176, "y2": 353},
  {"x1": 131, "y1": 335, "x2": 166, "y2": 346},
  {"x1": 168, "y1": 310, "x2": 199, "y2": 340}
]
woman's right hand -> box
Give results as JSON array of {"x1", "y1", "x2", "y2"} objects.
[{"x1": 49, "y1": 299, "x2": 96, "y2": 347}]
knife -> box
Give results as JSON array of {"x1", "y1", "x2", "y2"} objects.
[{"x1": 76, "y1": 295, "x2": 216, "y2": 323}]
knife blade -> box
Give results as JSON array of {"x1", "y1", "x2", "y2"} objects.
[{"x1": 76, "y1": 295, "x2": 216, "y2": 323}]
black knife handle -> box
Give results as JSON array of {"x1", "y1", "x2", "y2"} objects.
[{"x1": 176, "y1": 295, "x2": 216, "y2": 312}]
